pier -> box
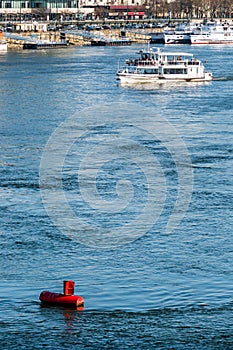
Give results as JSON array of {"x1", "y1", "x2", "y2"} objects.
[{"x1": 4, "y1": 31, "x2": 68, "y2": 49}]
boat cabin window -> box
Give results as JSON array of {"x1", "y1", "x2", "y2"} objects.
[
  {"x1": 163, "y1": 68, "x2": 187, "y2": 74},
  {"x1": 136, "y1": 68, "x2": 158, "y2": 74},
  {"x1": 141, "y1": 53, "x2": 156, "y2": 61},
  {"x1": 141, "y1": 53, "x2": 151, "y2": 60},
  {"x1": 144, "y1": 68, "x2": 158, "y2": 74},
  {"x1": 160, "y1": 55, "x2": 188, "y2": 63}
]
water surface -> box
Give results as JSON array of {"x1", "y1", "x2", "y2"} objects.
[{"x1": 0, "y1": 44, "x2": 233, "y2": 349}]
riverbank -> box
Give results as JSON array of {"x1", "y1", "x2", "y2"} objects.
[
  {"x1": 5, "y1": 28, "x2": 151, "y2": 49},
  {"x1": 4, "y1": 17, "x2": 233, "y2": 49}
]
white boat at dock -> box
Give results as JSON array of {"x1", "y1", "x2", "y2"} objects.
[
  {"x1": 0, "y1": 40, "x2": 7, "y2": 51},
  {"x1": 117, "y1": 47, "x2": 213, "y2": 84},
  {"x1": 163, "y1": 23, "x2": 194, "y2": 44},
  {"x1": 190, "y1": 21, "x2": 233, "y2": 44},
  {"x1": 0, "y1": 30, "x2": 7, "y2": 51}
]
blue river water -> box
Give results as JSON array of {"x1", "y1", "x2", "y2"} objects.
[{"x1": 0, "y1": 43, "x2": 233, "y2": 349}]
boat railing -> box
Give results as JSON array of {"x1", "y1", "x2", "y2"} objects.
[
  {"x1": 187, "y1": 60, "x2": 200, "y2": 66},
  {"x1": 164, "y1": 59, "x2": 200, "y2": 66},
  {"x1": 165, "y1": 59, "x2": 187, "y2": 65},
  {"x1": 127, "y1": 59, "x2": 157, "y2": 67}
]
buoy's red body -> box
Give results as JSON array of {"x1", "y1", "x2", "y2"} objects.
[
  {"x1": 39, "y1": 291, "x2": 84, "y2": 308},
  {"x1": 39, "y1": 280, "x2": 84, "y2": 308}
]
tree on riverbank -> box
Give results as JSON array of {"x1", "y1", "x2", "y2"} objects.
[{"x1": 144, "y1": 0, "x2": 233, "y2": 19}]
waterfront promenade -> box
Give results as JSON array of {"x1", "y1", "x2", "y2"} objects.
[{"x1": 2, "y1": 17, "x2": 233, "y2": 48}]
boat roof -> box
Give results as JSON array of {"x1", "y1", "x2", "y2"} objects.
[
  {"x1": 158, "y1": 52, "x2": 194, "y2": 57},
  {"x1": 140, "y1": 47, "x2": 195, "y2": 58}
]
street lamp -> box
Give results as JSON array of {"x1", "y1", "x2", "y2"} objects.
[
  {"x1": 19, "y1": 0, "x2": 22, "y2": 23},
  {"x1": 146, "y1": 5, "x2": 150, "y2": 19}
]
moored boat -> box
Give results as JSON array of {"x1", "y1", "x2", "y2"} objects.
[
  {"x1": 163, "y1": 23, "x2": 194, "y2": 44},
  {"x1": 0, "y1": 40, "x2": 7, "y2": 51},
  {"x1": 190, "y1": 21, "x2": 233, "y2": 44},
  {"x1": 0, "y1": 30, "x2": 7, "y2": 51}
]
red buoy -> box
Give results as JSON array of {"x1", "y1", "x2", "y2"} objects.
[{"x1": 39, "y1": 280, "x2": 84, "y2": 308}]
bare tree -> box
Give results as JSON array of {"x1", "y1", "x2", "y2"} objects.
[{"x1": 159, "y1": 0, "x2": 170, "y2": 18}]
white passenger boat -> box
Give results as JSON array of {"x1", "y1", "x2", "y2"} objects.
[
  {"x1": 0, "y1": 41, "x2": 7, "y2": 51},
  {"x1": 163, "y1": 24, "x2": 194, "y2": 44},
  {"x1": 117, "y1": 47, "x2": 213, "y2": 84},
  {"x1": 0, "y1": 30, "x2": 7, "y2": 51},
  {"x1": 190, "y1": 21, "x2": 233, "y2": 44}
]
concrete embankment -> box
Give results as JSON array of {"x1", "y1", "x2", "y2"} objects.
[
  {"x1": 5, "y1": 29, "x2": 151, "y2": 49},
  {"x1": 64, "y1": 29, "x2": 150, "y2": 45},
  {"x1": 6, "y1": 31, "x2": 70, "y2": 49}
]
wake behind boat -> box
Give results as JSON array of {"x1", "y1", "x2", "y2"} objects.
[{"x1": 117, "y1": 46, "x2": 213, "y2": 85}]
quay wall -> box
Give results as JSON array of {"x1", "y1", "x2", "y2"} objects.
[
  {"x1": 5, "y1": 29, "x2": 150, "y2": 48},
  {"x1": 6, "y1": 31, "x2": 88, "y2": 48}
]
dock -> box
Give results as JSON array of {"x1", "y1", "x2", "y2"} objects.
[
  {"x1": 4, "y1": 28, "x2": 150, "y2": 49},
  {"x1": 4, "y1": 32, "x2": 68, "y2": 49},
  {"x1": 23, "y1": 41, "x2": 68, "y2": 50}
]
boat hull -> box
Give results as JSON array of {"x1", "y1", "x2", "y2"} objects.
[
  {"x1": 158, "y1": 72, "x2": 212, "y2": 82},
  {"x1": 118, "y1": 77, "x2": 212, "y2": 84},
  {"x1": 150, "y1": 33, "x2": 164, "y2": 44},
  {"x1": 191, "y1": 39, "x2": 233, "y2": 44},
  {"x1": 117, "y1": 71, "x2": 212, "y2": 84},
  {"x1": 117, "y1": 73, "x2": 159, "y2": 84},
  {"x1": 164, "y1": 34, "x2": 191, "y2": 45}
]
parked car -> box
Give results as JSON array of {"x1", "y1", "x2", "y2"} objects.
[
  {"x1": 102, "y1": 25, "x2": 111, "y2": 30},
  {"x1": 86, "y1": 25, "x2": 101, "y2": 31},
  {"x1": 47, "y1": 25, "x2": 57, "y2": 31}
]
